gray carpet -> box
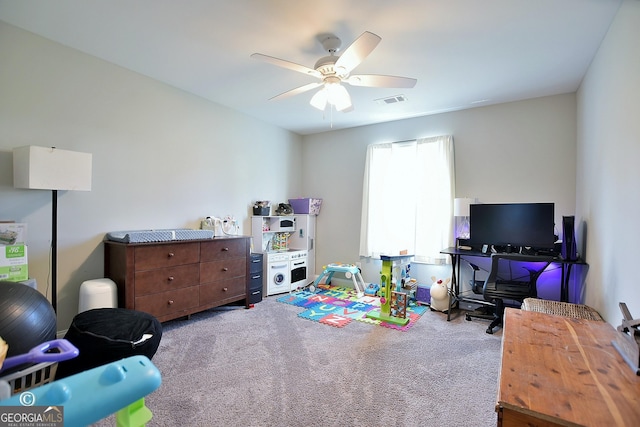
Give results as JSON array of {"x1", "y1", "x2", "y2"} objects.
[{"x1": 92, "y1": 296, "x2": 502, "y2": 426}]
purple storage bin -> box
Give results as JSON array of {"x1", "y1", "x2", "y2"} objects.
[
  {"x1": 289, "y1": 198, "x2": 322, "y2": 215},
  {"x1": 416, "y1": 284, "x2": 431, "y2": 305}
]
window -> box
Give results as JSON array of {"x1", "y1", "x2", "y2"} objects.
[{"x1": 359, "y1": 135, "x2": 455, "y2": 263}]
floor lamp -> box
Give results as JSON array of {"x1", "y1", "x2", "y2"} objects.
[{"x1": 13, "y1": 146, "x2": 92, "y2": 313}]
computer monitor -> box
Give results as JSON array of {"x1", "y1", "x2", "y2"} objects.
[{"x1": 469, "y1": 203, "x2": 555, "y2": 250}]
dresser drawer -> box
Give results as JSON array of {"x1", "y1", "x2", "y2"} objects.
[
  {"x1": 135, "y1": 286, "x2": 199, "y2": 318},
  {"x1": 249, "y1": 253, "x2": 263, "y2": 273},
  {"x1": 247, "y1": 287, "x2": 263, "y2": 304},
  {"x1": 199, "y1": 277, "x2": 245, "y2": 306},
  {"x1": 200, "y1": 239, "x2": 246, "y2": 261},
  {"x1": 249, "y1": 271, "x2": 262, "y2": 289},
  {"x1": 200, "y1": 257, "x2": 246, "y2": 283},
  {"x1": 134, "y1": 243, "x2": 200, "y2": 270},
  {"x1": 134, "y1": 264, "x2": 199, "y2": 296}
]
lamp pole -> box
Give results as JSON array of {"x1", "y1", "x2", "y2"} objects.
[{"x1": 51, "y1": 189, "x2": 58, "y2": 312}]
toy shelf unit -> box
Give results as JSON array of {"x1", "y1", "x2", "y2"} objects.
[
  {"x1": 251, "y1": 216, "x2": 296, "y2": 253},
  {"x1": 366, "y1": 254, "x2": 414, "y2": 326}
]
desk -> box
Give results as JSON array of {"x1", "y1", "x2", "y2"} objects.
[
  {"x1": 440, "y1": 247, "x2": 587, "y2": 321},
  {"x1": 497, "y1": 308, "x2": 640, "y2": 426}
]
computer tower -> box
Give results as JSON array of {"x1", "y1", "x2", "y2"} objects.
[{"x1": 561, "y1": 216, "x2": 577, "y2": 261}]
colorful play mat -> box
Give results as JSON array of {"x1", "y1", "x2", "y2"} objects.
[{"x1": 276, "y1": 284, "x2": 427, "y2": 331}]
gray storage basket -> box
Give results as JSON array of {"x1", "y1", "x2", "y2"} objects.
[{"x1": 0, "y1": 362, "x2": 58, "y2": 399}]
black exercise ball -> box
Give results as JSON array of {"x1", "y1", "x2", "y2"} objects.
[{"x1": 0, "y1": 281, "x2": 56, "y2": 359}]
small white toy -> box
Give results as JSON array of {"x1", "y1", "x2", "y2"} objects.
[{"x1": 429, "y1": 276, "x2": 451, "y2": 312}]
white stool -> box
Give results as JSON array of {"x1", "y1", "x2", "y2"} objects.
[{"x1": 78, "y1": 279, "x2": 117, "y2": 313}]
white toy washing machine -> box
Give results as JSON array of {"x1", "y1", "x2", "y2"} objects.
[{"x1": 266, "y1": 252, "x2": 290, "y2": 296}]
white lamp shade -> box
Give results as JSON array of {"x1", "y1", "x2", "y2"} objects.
[
  {"x1": 453, "y1": 197, "x2": 476, "y2": 217},
  {"x1": 13, "y1": 146, "x2": 92, "y2": 191},
  {"x1": 327, "y1": 83, "x2": 352, "y2": 111},
  {"x1": 310, "y1": 88, "x2": 328, "y2": 111}
]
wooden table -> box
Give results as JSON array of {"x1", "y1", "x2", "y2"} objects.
[{"x1": 497, "y1": 308, "x2": 640, "y2": 426}]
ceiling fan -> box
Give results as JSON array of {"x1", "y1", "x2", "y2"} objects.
[{"x1": 251, "y1": 31, "x2": 417, "y2": 112}]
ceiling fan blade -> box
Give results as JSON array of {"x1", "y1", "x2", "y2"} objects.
[
  {"x1": 251, "y1": 53, "x2": 321, "y2": 78},
  {"x1": 346, "y1": 74, "x2": 417, "y2": 88},
  {"x1": 270, "y1": 82, "x2": 323, "y2": 101},
  {"x1": 334, "y1": 31, "x2": 381, "y2": 75}
]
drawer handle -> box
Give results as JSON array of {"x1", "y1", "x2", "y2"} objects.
[
  {"x1": 168, "y1": 276, "x2": 174, "y2": 281},
  {"x1": 223, "y1": 287, "x2": 228, "y2": 292},
  {"x1": 222, "y1": 247, "x2": 229, "y2": 251},
  {"x1": 168, "y1": 252, "x2": 175, "y2": 258},
  {"x1": 168, "y1": 300, "x2": 174, "y2": 305},
  {"x1": 222, "y1": 267, "x2": 229, "y2": 272}
]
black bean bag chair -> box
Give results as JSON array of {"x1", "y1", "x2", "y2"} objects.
[{"x1": 55, "y1": 308, "x2": 162, "y2": 379}]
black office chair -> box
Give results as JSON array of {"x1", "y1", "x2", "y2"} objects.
[
  {"x1": 467, "y1": 262, "x2": 484, "y2": 294},
  {"x1": 466, "y1": 253, "x2": 553, "y2": 334},
  {"x1": 464, "y1": 261, "x2": 495, "y2": 317}
]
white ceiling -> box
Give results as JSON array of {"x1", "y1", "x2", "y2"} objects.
[{"x1": 0, "y1": 0, "x2": 622, "y2": 135}]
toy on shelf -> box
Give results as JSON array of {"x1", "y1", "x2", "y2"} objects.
[
  {"x1": 271, "y1": 232, "x2": 291, "y2": 251},
  {"x1": 390, "y1": 291, "x2": 408, "y2": 318},
  {"x1": 364, "y1": 283, "x2": 381, "y2": 297},
  {"x1": 366, "y1": 254, "x2": 413, "y2": 326},
  {"x1": 311, "y1": 263, "x2": 367, "y2": 296},
  {"x1": 401, "y1": 277, "x2": 418, "y2": 302}
]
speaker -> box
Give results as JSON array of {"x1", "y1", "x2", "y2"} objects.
[{"x1": 561, "y1": 216, "x2": 577, "y2": 261}]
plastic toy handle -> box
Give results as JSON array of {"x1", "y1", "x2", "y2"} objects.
[{"x1": 0, "y1": 339, "x2": 79, "y2": 372}]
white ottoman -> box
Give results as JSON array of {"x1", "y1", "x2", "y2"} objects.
[{"x1": 78, "y1": 279, "x2": 117, "y2": 313}]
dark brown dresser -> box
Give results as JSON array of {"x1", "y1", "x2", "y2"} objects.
[{"x1": 104, "y1": 236, "x2": 250, "y2": 322}]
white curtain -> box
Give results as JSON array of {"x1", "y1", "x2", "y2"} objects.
[{"x1": 359, "y1": 135, "x2": 455, "y2": 263}]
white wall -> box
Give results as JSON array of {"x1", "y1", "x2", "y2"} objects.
[
  {"x1": 0, "y1": 22, "x2": 303, "y2": 331},
  {"x1": 302, "y1": 94, "x2": 577, "y2": 288},
  {"x1": 3, "y1": 0, "x2": 637, "y2": 332},
  {"x1": 576, "y1": 0, "x2": 640, "y2": 322}
]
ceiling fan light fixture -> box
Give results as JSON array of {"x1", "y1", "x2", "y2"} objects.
[
  {"x1": 327, "y1": 83, "x2": 352, "y2": 111},
  {"x1": 310, "y1": 88, "x2": 328, "y2": 111},
  {"x1": 311, "y1": 79, "x2": 352, "y2": 112},
  {"x1": 253, "y1": 31, "x2": 414, "y2": 115}
]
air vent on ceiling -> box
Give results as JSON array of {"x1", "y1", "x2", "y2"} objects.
[{"x1": 376, "y1": 95, "x2": 408, "y2": 105}]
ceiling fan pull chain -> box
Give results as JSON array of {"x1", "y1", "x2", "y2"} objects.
[{"x1": 330, "y1": 105, "x2": 334, "y2": 128}]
